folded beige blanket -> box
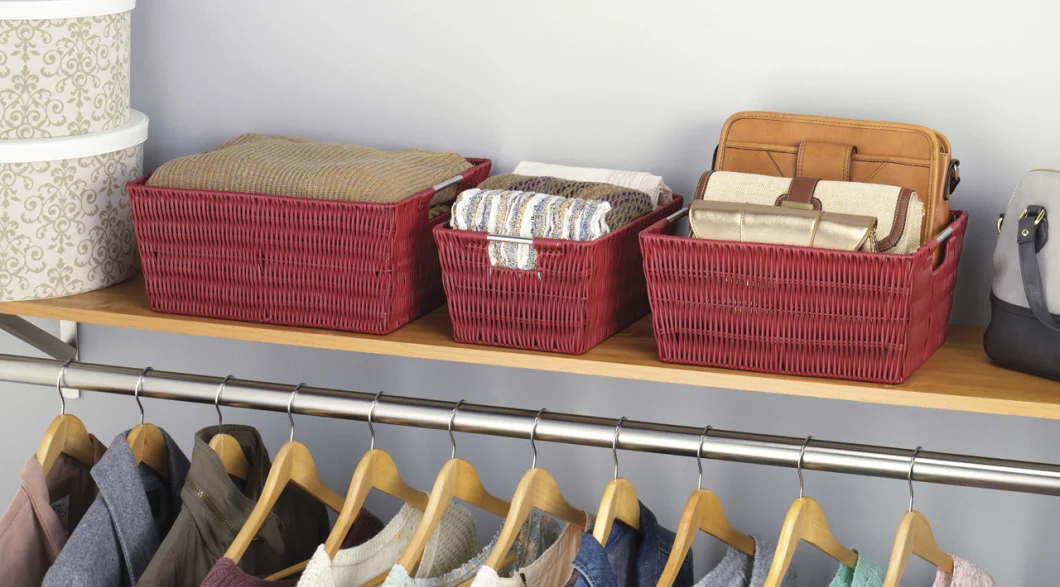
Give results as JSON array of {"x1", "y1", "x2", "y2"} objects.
[{"x1": 147, "y1": 134, "x2": 472, "y2": 211}]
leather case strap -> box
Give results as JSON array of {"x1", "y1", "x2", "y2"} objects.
[
  {"x1": 776, "y1": 177, "x2": 822, "y2": 210},
  {"x1": 796, "y1": 141, "x2": 856, "y2": 181},
  {"x1": 1018, "y1": 205, "x2": 1060, "y2": 331}
]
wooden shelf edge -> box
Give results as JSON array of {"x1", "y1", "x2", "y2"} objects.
[{"x1": 2, "y1": 277, "x2": 1059, "y2": 420}]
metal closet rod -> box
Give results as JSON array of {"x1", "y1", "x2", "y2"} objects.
[{"x1": 2, "y1": 354, "x2": 1060, "y2": 497}]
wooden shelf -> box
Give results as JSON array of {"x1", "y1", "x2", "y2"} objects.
[{"x1": 1, "y1": 276, "x2": 1058, "y2": 419}]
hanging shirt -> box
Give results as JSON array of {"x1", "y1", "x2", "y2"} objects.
[
  {"x1": 470, "y1": 511, "x2": 590, "y2": 587},
  {"x1": 137, "y1": 425, "x2": 343, "y2": 587},
  {"x1": 690, "y1": 536, "x2": 794, "y2": 587},
  {"x1": 42, "y1": 428, "x2": 190, "y2": 587},
  {"x1": 570, "y1": 502, "x2": 694, "y2": 587},
  {"x1": 932, "y1": 556, "x2": 998, "y2": 587},
  {"x1": 0, "y1": 435, "x2": 107, "y2": 587},
  {"x1": 381, "y1": 509, "x2": 556, "y2": 587},
  {"x1": 828, "y1": 550, "x2": 884, "y2": 587},
  {"x1": 287, "y1": 503, "x2": 477, "y2": 587}
]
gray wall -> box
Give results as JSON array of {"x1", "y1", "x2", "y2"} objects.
[{"x1": 2, "y1": 0, "x2": 1059, "y2": 584}]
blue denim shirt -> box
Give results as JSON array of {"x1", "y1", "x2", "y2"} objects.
[{"x1": 571, "y1": 502, "x2": 694, "y2": 587}]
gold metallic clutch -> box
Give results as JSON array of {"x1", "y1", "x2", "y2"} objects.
[{"x1": 688, "y1": 200, "x2": 878, "y2": 252}]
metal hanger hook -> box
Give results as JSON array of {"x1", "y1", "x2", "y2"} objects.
[
  {"x1": 907, "y1": 446, "x2": 923, "y2": 512},
  {"x1": 368, "y1": 391, "x2": 385, "y2": 451},
  {"x1": 797, "y1": 436, "x2": 814, "y2": 499},
  {"x1": 134, "y1": 366, "x2": 153, "y2": 427},
  {"x1": 612, "y1": 417, "x2": 627, "y2": 480},
  {"x1": 448, "y1": 399, "x2": 465, "y2": 460},
  {"x1": 530, "y1": 408, "x2": 547, "y2": 468},
  {"x1": 287, "y1": 383, "x2": 305, "y2": 443},
  {"x1": 55, "y1": 358, "x2": 74, "y2": 416},
  {"x1": 214, "y1": 375, "x2": 233, "y2": 429},
  {"x1": 697, "y1": 425, "x2": 712, "y2": 489}
]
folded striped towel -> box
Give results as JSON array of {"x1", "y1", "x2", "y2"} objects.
[{"x1": 451, "y1": 189, "x2": 612, "y2": 270}]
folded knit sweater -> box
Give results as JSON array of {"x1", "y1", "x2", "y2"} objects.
[
  {"x1": 147, "y1": 134, "x2": 471, "y2": 213},
  {"x1": 477, "y1": 174, "x2": 652, "y2": 230}
]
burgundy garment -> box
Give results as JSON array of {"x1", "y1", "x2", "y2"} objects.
[
  {"x1": 341, "y1": 509, "x2": 384, "y2": 549},
  {"x1": 0, "y1": 436, "x2": 107, "y2": 587},
  {"x1": 200, "y1": 558, "x2": 298, "y2": 587}
]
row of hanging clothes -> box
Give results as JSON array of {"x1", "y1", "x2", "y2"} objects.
[{"x1": 0, "y1": 364, "x2": 997, "y2": 587}]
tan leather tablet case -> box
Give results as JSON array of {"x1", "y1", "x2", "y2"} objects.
[{"x1": 714, "y1": 111, "x2": 959, "y2": 245}]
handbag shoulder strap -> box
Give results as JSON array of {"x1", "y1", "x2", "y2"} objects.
[{"x1": 1018, "y1": 205, "x2": 1060, "y2": 331}]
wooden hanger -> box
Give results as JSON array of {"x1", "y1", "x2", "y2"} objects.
[
  {"x1": 486, "y1": 409, "x2": 585, "y2": 570},
  {"x1": 37, "y1": 361, "x2": 96, "y2": 476},
  {"x1": 225, "y1": 384, "x2": 345, "y2": 565},
  {"x1": 592, "y1": 418, "x2": 640, "y2": 546},
  {"x1": 658, "y1": 427, "x2": 755, "y2": 587},
  {"x1": 398, "y1": 400, "x2": 510, "y2": 575},
  {"x1": 126, "y1": 367, "x2": 168, "y2": 479},
  {"x1": 764, "y1": 437, "x2": 857, "y2": 587},
  {"x1": 882, "y1": 447, "x2": 954, "y2": 586},
  {"x1": 208, "y1": 376, "x2": 250, "y2": 480},
  {"x1": 266, "y1": 393, "x2": 432, "y2": 582}
]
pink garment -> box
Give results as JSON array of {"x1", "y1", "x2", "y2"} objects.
[
  {"x1": 0, "y1": 437, "x2": 107, "y2": 587},
  {"x1": 933, "y1": 556, "x2": 997, "y2": 587}
]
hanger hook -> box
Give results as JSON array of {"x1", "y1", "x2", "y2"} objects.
[
  {"x1": 797, "y1": 436, "x2": 813, "y2": 499},
  {"x1": 134, "y1": 366, "x2": 153, "y2": 427},
  {"x1": 697, "y1": 425, "x2": 712, "y2": 490},
  {"x1": 55, "y1": 358, "x2": 74, "y2": 416},
  {"x1": 288, "y1": 383, "x2": 304, "y2": 443},
  {"x1": 448, "y1": 399, "x2": 465, "y2": 460},
  {"x1": 214, "y1": 375, "x2": 233, "y2": 429},
  {"x1": 907, "y1": 446, "x2": 923, "y2": 513},
  {"x1": 368, "y1": 391, "x2": 384, "y2": 451},
  {"x1": 612, "y1": 417, "x2": 627, "y2": 481},
  {"x1": 530, "y1": 408, "x2": 547, "y2": 468}
]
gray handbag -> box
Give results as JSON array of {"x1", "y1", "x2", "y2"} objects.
[{"x1": 985, "y1": 169, "x2": 1060, "y2": 379}]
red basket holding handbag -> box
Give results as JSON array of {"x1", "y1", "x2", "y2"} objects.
[{"x1": 640, "y1": 207, "x2": 968, "y2": 384}]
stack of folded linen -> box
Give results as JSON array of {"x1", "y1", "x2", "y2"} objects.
[{"x1": 450, "y1": 162, "x2": 670, "y2": 270}]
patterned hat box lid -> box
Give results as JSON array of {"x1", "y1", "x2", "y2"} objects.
[{"x1": 0, "y1": 0, "x2": 136, "y2": 139}]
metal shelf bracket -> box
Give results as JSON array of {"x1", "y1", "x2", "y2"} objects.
[{"x1": 0, "y1": 316, "x2": 79, "y2": 399}]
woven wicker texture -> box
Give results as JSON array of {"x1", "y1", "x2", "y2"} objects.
[
  {"x1": 128, "y1": 158, "x2": 491, "y2": 335},
  {"x1": 435, "y1": 197, "x2": 682, "y2": 355},
  {"x1": 639, "y1": 211, "x2": 967, "y2": 383}
]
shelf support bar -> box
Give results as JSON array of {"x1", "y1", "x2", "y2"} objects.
[{"x1": 0, "y1": 317, "x2": 80, "y2": 399}]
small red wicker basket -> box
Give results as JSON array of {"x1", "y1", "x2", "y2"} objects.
[
  {"x1": 127, "y1": 158, "x2": 491, "y2": 335},
  {"x1": 434, "y1": 197, "x2": 684, "y2": 354},
  {"x1": 639, "y1": 210, "x2": 968, "y2": 383}
]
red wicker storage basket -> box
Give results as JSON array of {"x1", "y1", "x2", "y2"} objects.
[
  {"x1": 640, "y1": 210, "x2": 968, "y2": 383},
  {"x1": 127, "y1": 158, "x2": 491, "y2": 334},
  {"x1": 435, "y1": 197, "x2": 684, "y2": 354}
]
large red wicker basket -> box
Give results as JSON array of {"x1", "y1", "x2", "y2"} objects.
[
  {"x1": 640, "y1": 210, "x2": 968, "y2": 383},
  {"x1": 435, "y1": 197, "x2": 684, "y2": 354},
  {"x1": 127, "y1": 158, "x2": 491, "y2": 335}
]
